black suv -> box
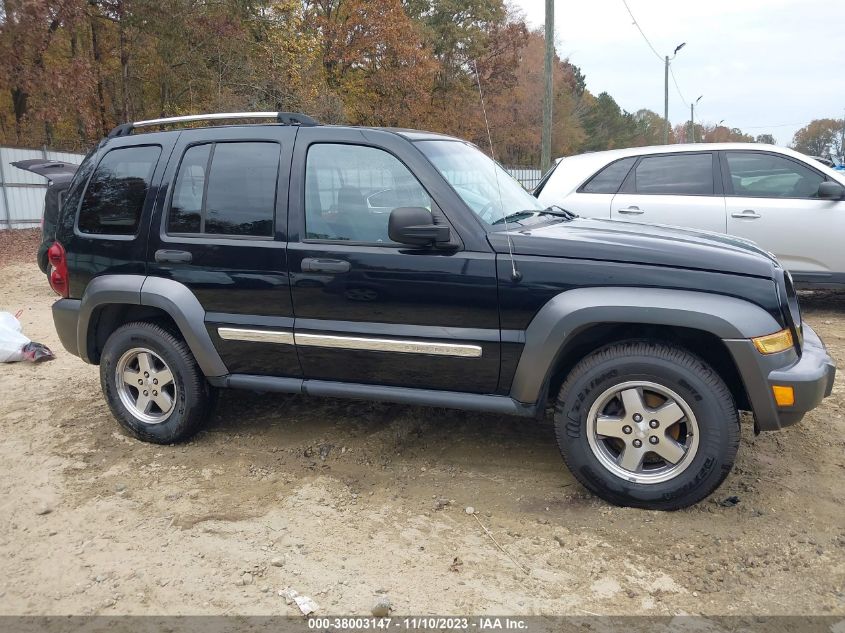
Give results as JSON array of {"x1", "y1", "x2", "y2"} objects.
[{"x1": 48, "y1": 112, "x2": 835, "y2": 510}]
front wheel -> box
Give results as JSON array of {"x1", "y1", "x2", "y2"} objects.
[{"x1": 554, "y1": 341, "x2": 739, "y2": 510}]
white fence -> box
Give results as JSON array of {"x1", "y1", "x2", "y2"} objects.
[
  {"x1": 0, "y1": 147, "x2": 85, "y2": 229},
  {"x1": 505, "y1": 166, "x2": 542, "y2": 191}
]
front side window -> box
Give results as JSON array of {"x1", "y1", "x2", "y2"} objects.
[
  {"x1": 582, "y1": 157, "x2": 637, "y2": 194},
  {"x1": 304, "y1": 144, "x2": 431, "y2": 243},
  {"x1": 634, "y1": 154, "x2": 714, "y2": 196},
  {"x1": 78, "y1": 145, "x2": 161, "y2": 235},
  {"x1": 167, "y1": 141, "x2": 279, "y2": 237},
  {"x1": 726, "y1": 152, "x2": 825, "y2": 199}
]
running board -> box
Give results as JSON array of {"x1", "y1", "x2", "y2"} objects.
[{"x1": 213, "y1": 374, "x2": 537, "y2": 418}]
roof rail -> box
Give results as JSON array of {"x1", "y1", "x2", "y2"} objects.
[{"x1": 106, "y1": 112, "x2": 318, "y2": 139}]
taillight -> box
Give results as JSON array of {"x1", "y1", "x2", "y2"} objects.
[{"x1": 48, "y1": 241, "x2": 69, "y2": 298}]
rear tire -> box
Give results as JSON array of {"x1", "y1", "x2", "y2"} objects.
[
  {"x1": 100, "y1": 321, "x2": 215, "y2": 444},
  {"x1": 554, "y1": 341, "x2": 739, "y2": 510}
]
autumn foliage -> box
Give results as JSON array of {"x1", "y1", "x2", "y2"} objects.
[{"x1": 0, "y1": 0, "x2": 787, "y2": 164}]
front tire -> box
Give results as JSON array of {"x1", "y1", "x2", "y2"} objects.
[
  {"x1": 554, "y1": 341, "x2": 739, "y2": 510},
  {"x1": 100, "y1": 322, "x2": 214, "y2": 444}
]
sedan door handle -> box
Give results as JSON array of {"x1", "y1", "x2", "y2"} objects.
[
  {"x1": 731, "y1": 210, "x2": 761, "y2": 219},
  {"x1": 617, "y1": 206, "x2": 644, "y2": 215},
  {"x1": 155, "y1": 249, "x2": 192, "y2": 263},
  {"x1": 301, "y1": 258, "x2": 351, "y2": 274}
]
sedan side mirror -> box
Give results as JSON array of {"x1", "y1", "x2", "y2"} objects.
[
  {"x1": 818, "y1": 181, "x2": 845, "y2": 200},
  {"x1": 388, "y1": 207, "x2": 451, "y2": 247}
]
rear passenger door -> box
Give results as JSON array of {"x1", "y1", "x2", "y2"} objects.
[
  {"x1": 610, "y1": 152, "x2": 727, "y2": 233},
  {"x1": 147, "y1": 126, "x2": 301, "y2": 378}
]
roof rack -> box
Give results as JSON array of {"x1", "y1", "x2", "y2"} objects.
[{"x1": 106, "y1": 112, "x2": 318, "y2": 139}]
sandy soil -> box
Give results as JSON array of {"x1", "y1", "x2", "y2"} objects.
[{"x1": 0, "y1": 239, "x2": 843, "y2": 617}]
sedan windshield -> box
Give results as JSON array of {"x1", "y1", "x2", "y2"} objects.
[{"x1": 416, "y1": 140, "x2": 545, "y2": 226}]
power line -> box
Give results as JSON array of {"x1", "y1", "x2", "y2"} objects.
[{"x1": 621, "y1": 0, "x2": 664, "y2": 63}]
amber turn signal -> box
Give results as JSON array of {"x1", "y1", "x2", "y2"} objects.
[
  {"x1": 772, "y1": 385, "x2": 795, "y2": 407},
  {"x1": 752, "y1": 328, "x2": 793, "y2": 355}
]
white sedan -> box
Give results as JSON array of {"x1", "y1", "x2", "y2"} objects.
[{"x1": 535, "y1": 143, "x2": 845, "y2": 287}]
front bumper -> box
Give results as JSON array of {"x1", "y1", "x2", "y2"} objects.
[{"x1": 726, "y1": 324, "x2": 836, "y2": 431}]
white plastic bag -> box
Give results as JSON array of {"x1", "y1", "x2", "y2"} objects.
[{"x1": 0, "y1": 312, "x2": 30, "y2": 363}]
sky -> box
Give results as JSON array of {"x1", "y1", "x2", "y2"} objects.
[{"x1": 510, "y1": 0, "x2": 845, "y2": 146}]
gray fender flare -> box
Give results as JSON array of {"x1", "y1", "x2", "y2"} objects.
[
  {"x1": 508, "y1": 287, "x2": 782, "y2": 404},
  {"x1": 77, "y1": 274, "x2": 228, "y2": 377}
]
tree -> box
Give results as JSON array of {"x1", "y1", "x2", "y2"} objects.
[
  {"x1": 791, "y1": 118, "x2": 843, "y2": 158},
  {"x1": 755, "y1": 133, "x2": 776, "y2": 145}
]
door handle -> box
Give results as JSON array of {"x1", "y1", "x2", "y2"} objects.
[
  {"x1": 731, "y1": 210, "x2": 761, "y2": 219},
  {"x1": 301, "y1": 258, "x2": 351, "y2": 274},
  {"x1": 155, "y1": 249, "x2": 193, "y2": 263},
  {"x1": 617, "y1": 206, "x2": 644, "y2": 215}
]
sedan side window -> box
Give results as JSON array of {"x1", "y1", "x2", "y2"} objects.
[
  {"x1": 633, "y1": 154, "x2": 714, "y2": 196},
  {"x1": 725, "y1": 152, "x2": 825, "y2": 199},
  {"x1": 304, "y1": 144, "x2": 431, "y2": 243}
]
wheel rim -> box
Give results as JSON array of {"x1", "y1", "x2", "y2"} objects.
[
  {"x1": 586, "y1": 380, "x2": 700, "y2": 484},
  {"x1": 115, "y1": 347, "x2": 178, "y2": 425}
]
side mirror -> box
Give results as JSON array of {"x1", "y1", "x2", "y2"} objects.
[
  {"x1": 388, "y1": 207, "x2": 450, "y2": 247},
  {"x1": 818, "y1": 181, "x2": 845, "y2": 200}
]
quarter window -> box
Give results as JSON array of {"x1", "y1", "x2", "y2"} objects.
[
  {"x1": 582, "y1": 157, "x2": 637, "y2": 194},
  {"x1": 633, "y1": 154, "x2": 714, "y2": 196},
  {"x1": 725, "y1": 152, "x2": 825, "y2": 199},
  {"x1": 167, "y1": 142, "x2": 279, "y2": 237},
  {"x1": 305, "y1": 144, "x2": 431, "y2": 243},
  {"x1": 78, "y1": 145, "x2": 161, "y2": 235}
]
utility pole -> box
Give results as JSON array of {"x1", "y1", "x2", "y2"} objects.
[
  {"x1": 689, "y1": 95, "x2": 702, "y2": 143},
  {"x1": 663, "y1": 43, "x2": 685, "y2": 144},
  {"x1": 541, "y1": 0, "x2": 554, "y2": 173},
  {"x1": 663, "y1": 56, "x2": 669, "y2": 144}
]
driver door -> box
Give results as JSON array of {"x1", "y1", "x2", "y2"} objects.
[{"x1": 287, "y1": 127, "x2": 501, "y2": 393}]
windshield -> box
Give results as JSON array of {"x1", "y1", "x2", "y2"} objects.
[{"x1": 416, "y1": 140, "x2": 544, "y2": 225}]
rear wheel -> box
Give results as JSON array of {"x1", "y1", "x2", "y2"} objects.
[
  {"x1": 554, "y1": 341, "x2": 739, "y2": 510},
  {"x1": 100, "y1": 322, "x2": 214, "y2": 443}
]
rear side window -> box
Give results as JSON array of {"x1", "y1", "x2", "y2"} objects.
[
  {"x1": 581, "y1": 157, "x2": 637, "y2": 193},
  {"x1": 633, "y1": 154, "x2": 714, "y2": 195},
  {"x1": 78, "y1": 145, "x2": 161, "y2": 235},
  {"x1": 167, "y1": 141, "x2": 279, "y2": 237}
]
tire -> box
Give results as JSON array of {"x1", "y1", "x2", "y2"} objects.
[
  {"x1": 554, "y1": 341, "x2": 739, "y2": 510},
  {"x1": 99, "y1": 321, "x2": 215, "y2": 444}
]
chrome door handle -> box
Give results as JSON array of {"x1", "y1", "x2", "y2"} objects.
[
  {"x1": 155, "y1": 249, "x2": 192, "y2": 263},
  {"x1": 617, "y1": 206, "x2": 644, "y2": 215},
  {"x1": 731, "y1": 210, "x2": 761, "y2": 219},
  {"x1": 301, "y1": 258, "x2": 351, "y2": 274}
]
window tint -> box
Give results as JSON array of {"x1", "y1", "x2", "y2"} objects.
[
  {"x1": 168, "y1": 144, "x2": 210, "y2": 234},
  {"x1": 634, "y1": 154, "x2": 713, "y2": 195},
  {"x1": 78, "y1": 145, "x2": 161, "y2": 235},
  {"x1": 582, "y1": 157, "x2": 637, "y2": 194},
  {"x1": 167, "y1": 142, "x2": 279, "y2": 237},
  {"x1": 726, "y1": 152, "x2": 825, "y2": 199},
  {"x1": 305, "y1": 144, "x2": 431, "y2": 243}
]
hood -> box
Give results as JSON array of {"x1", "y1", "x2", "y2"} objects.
[
  {"x1": 494, "y1": 217, "x2": 777, "y2": 278},
  {"x1": 11, "y1": 159, "x2": 78, "y2": 184}
]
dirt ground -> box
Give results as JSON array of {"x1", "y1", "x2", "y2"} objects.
[{"x1": 1, "y1": 230, "x2": 843, "y2": 617}]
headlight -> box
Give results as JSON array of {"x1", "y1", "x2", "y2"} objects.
[{"x1": 752, "y1": 328, "x2": 794, "y2": 355}]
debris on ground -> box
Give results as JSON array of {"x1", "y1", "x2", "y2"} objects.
[
  {"x1": 0, "y1": 311, "x2": 54, "y2": 363},
  {"x1": 718, "y1": 496, "x2": 741, "y2": 508},
  {"x1": 278, "y1": 587, "x2": 319, "y2": 615},
  {"x1": 371, "y1": 595, "x2": 391, "y2": 617}
]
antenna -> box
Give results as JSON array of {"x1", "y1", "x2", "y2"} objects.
[{"x1": 472, "y1": 60, "x2": 521, "y2": 282}]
